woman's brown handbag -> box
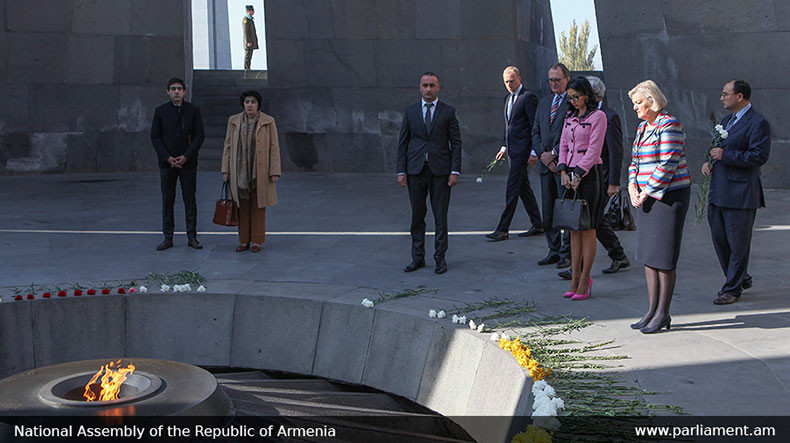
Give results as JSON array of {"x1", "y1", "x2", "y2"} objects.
[
  {"x1": 553, "y1": 189, "x2": 591, "y2": 231},
  {"x1": 212, "y1": 182, "x2": 238, "y2": 226}
]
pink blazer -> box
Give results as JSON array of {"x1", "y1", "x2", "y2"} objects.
[{"x1": 558, "y1": 109, "x2": 606, "y2": 176}]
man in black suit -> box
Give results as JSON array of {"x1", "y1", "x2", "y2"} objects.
[
  {"x1": 486, "y1": 66, "x2": 543, "y2": 241},
  {"x1": 702, "y1": 79, "x2": 771, "y2": 305},
  {"x1": 557, "y1": 77, "x2": 630, "y2": 279},
  {"x1": 532, "y1": 63, "x2": 571, "y2": 268},
  {"x1": 150, "y1": 77, "x2": 205, "y2": 251},
  {"x1": 397, "y1": 72, "x2": 462, "y2": 274}
]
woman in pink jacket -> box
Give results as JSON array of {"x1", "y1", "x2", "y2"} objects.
[{"x1": 557, "y1": 77, "x2": 607, "y2": 300}]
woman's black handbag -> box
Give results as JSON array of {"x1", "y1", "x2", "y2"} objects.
[
  {"x1": 605, "y1": 191, "x2": 636, "y2": 231},
  {"x1": 553, "y1": 189, "x2": 591, "y2": 231}
]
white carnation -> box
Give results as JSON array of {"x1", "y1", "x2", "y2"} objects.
[
  {"x1": 139, "y1": 285, "x2": 148, "y2": 293},
  {"x1": 429, "y1": 309, "x2": 437, "y2": 318},
  {"x1": 476, "y1": 177, "x2": 483, "y2": 183},
  {"x1": 160, "y1": 284, "x2": 170, "y2": 292},
  {"x1": 196, "y1": 285, "x2": 206, "y2": 292},
  {"x1": 531, "y1": 380, "x2": 548, "y2": 394},
  {"x1": 437, "y1": 310, "x2": 446, "y2": 319},
  {"x1": 490, "y1": 332, "x2": 500, "y2": 341},
  {"x1": 468, "y1": 319, "x2": 477, "y2": 330},
  {"x1": 476, "y1": 323, "x2": 485, "y2": 333}
]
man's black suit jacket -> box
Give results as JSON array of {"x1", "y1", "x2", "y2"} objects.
[
  {"x1": 503, "y1": 89, "x2": 539, "y2": 158},
  {"x1": 531, "y1": 93, "x2": 570, "y2": 175},
  {"x1": 709, "y1": 107, "x2": 771, "y2": 209},
  {"x1": 150, "y1": 101, "x2": 205, "y2": 169},
  {"x1": 599, "y1": 102, "x2": 624, "y2": 186},
  {"x1": 397, "y1": 100, "x2": 462, "y2": 176}
]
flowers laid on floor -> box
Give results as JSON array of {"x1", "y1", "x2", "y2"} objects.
[
  {"x1": 87, "y1": 289, "x2": 96, "y2": 295},
  {"x1": 139, "y1": 285, "x2": 148, "y2": 293},
  {"x1": 101, "y1": 288, "x2": 110, "y2": 295},
  {"x1": 160, "y1": 284, "x2": 171, "y2": 292},
  {"x1": 15, "y1": 295, "x2": 23, "y2": 301},
  {"x1": 510, "y1": 425, "x2": 553, "y2": 443},
  {"x1": 695, "y1": 123, "x2": 729, "y2": 223},
  {"x1": 429, "y1": 309, "x2": 437, "y2": 318},
  {"x1": 436, "y1": 310, "x2": 446, "y2": 319},
  {"x1": 197, "y1": 285, "x2": 206, "y2": 292},
  {"x1": 74, "y1": 289, "x2": 83, "y2": 296},
  {"x1": 57, "y1": 291, "x2": 66, "y2": 297},
  {"x1": 499, "y1": 337, "x2": 551, "y2": 381},
  {"x1": 428, "y1": 309, "x2": 447, "y2": 319},
  {"x1": 531, "y1": 380, "x2": 564, "y2": 431},
  {"x1": 452, "y1": 314, "x2": 467, "y2": 324},
  {"x1": 361, "y1": 298, "x2": 375, "y2": 308},
  {"x1": 117, "y1": 288, "x2": 126, "y2": 294},
  {"x1": 42, "y1": 293, "x2": 51, "y2": 298},
  {"x1": 27, "y1": 294, "x2": 35, "y2": 300}
]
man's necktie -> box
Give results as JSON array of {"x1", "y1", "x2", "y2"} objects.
[
  {"x1": 506, "y1": 93, "x2": 516, "y2": 121},
  {"x1": 725, "y1": 114, "x2": 736, "y2": 131},
  {"x1": 425, "y1": 103, "x2": 433, "y2": 128},
  {"x1": 549, "y1": 95, "x2": 560, "y2": 124}
]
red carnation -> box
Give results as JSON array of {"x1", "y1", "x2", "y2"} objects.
[
  {"x1": 74, "y1": 289, "x2": 83, "y2": 296},
  {"x1": 128, "y1": 287, "x2": 136, "y2": 293},
  {"x1": 57, "y1": 291, "x2": 67, "y2": 297},
  {"x1": 101, "y1": 288, "x2": 110, "y2": 295},
  {"x1": 117, "y1": 288, "x2": 126, "y2": 294},
  {"x1": 42, "y1": 293, "x2": 51, "y2": 298},
  {"x1": 15, "y1": 295, "x2": 23, "y2": 301},
  {"x1": 87, "y1": 289, "x2": 96, "y2": 295},
  {"x1": 27, "y1": 294, "x2": 35, "y2": 300}
]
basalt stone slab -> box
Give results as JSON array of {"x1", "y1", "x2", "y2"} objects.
[
  {"x1": 7, "y1": 33, "x2": 67, "y2": 84},
  {"x1": 0, "y1": 301, "x2": 35, "y2": 379},
  {"x1": 441, "y1": 39, "x2": 517, "y2": 89},
  {"x1": 113, "y1": 36, "x2": 186, "y2": 86},
  {"x1": 594, "y1": 0, "x2": 665, "y2": 38},
  {"x1": 264, "y1": 0, "x2": 310, "y2": 40},
  {"x1": 417, "y1": 326, "x2": 485, "y2": 416},
  {"x1": 362, "y1": 309, "x2": 434, "y2": 399},
  {"x1": 265, "y1": 40, "x2": 307, "y2": 89},
  {"x1": 0, "y1": 85, "x2": 30, "y2": 133},
  {"x1": 230, "y1": 295, "x2": 322, "y2": 374},
  {"x1": 96, "y1": 131, "x2": 137, "y2": 172},
  {"x1": 6, "y1": 0, "x2": 72, "y2": 32},
  {"x1": 0, "y1": 31, "x2": 7, "y2": 84},
  {"x1": 323, "y1": 133, "x2": 384, "y2": 173},
  {"x1": 466, "y1": 343, "x2": 531, "y2": 415},
  {"x1": 72, "y1": 0, "x2": 133, "y2": 35},
  {"x1": 119, "y1": 85, "x2": 162, "y2": 133},
  {"x1": 330, "y1": 0, "x2": 378, "y2": 39},
  {"x1": 662, "y1": 0, "x2": 777, "y2": 34},
  {"x1": 304, "y1": 39, "x2": 376, "y2": 88},
  {"x1": 65, "y1": 35, "x2": 114, "y2": 85},
  {"x1": 29, "y1": 85, "x2": 120, "y2": 132},
  {"x1": 131, "y1": 0, "x2": 185, "y2": 37},
  {"x1": 66, "y1": 132, "x2": 99, "y2": 171},
  {"x1": 460, "y1": 0, "x2": 516, "y2": 40},
  {"x1": 312, "y1": 301, "x2": 375, "y2": 383},
  {"x1": 126, "y1": 294, "x2": 235, "y2": 366},
  {"x1": 416, "y1": 0, "x2": 461, "y2": 39},
  {"x1": 373, "y1": 0, "x2": 415, "y2": 39},
  {"x1": 31, "y1": 297, "x2": 126, "y2": 367},
  {"x1": 6, "y1": 132, "x2": 69, "y2": 173},
  {"x1": 374, "y1": 40, "x2": 442, "y2": 88}
]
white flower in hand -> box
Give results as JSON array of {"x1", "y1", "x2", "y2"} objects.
[
  {"x1": 437, "y1": 310, "x2": 446, "y2": 319},
  {"x1": 721, "y1": 129, "x2": 728, "y2": 139},
  {"x1": 715, "y1": 124, "x2": 723, "y2": 132},
  {"x1": 429, "y1": 309, "x2": 437, "y2": 318},
  {"x1": 476, "y1": 323, "x2": 485, "y2": 333},
  {"x1": 160, "y1": 284, "x2": 170, "y2": 292},
  {"x1": 490, "y1": 332, "x2": 500, "y2": 341},
  {"x1": 197, "y1": 285, "x2": 206, "y2": 292},
  {"x1": 468, "y1": 319, "x2": 477, "y2": 330},
  {"x1": 139, "y1": 285, "x2": 148, "y2": 293},
  {"x1": 476, "y1": 177, "x2": 483, "y2": 183}
]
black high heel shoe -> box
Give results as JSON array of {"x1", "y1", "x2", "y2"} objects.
[
  {"x1": 640, "y1": 316, "x2": 671, "y2": 334},
  {"x1": 630, "y1": 316, "x2": 652, "y2": 330}
]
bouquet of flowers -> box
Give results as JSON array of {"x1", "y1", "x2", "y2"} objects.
[{"x1": 694, "y1": 124, "x2": 728, "y2": 224}]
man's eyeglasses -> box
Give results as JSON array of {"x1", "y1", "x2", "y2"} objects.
[
  {"x1": 548, "y1": 78, "x2": 566, "y2": 83},
  {"x1": 720, "y1": 91, "x2": 734, "y2": 97}
]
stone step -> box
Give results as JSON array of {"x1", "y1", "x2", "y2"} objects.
[
  {"x1": 193, "y1": 69, "x2": 267, "y2": 80},
  {"x1": 213, "y1": 370, "x2": 273, "y2": 382},
  {"x1": 192, "y1": 86, "x2": 267, "y2": 97},
  {"x1": 220, "y1": 378, "x2": 347, "y2": 393}
]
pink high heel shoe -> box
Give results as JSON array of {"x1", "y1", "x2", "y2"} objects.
[
  {"x1": 563, "y1": 291, "x2": 575, "y2": 298},
  {"x1": 571, "y1": 277, "x2": 593, "y2": 301}
]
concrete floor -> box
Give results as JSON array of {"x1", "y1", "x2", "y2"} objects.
[{"x1": 1, "y1": 171, "x2": 789, "y2": 416}]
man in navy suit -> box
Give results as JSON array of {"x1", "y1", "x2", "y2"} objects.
[
  {"x1": 702, "y1": 79, "x2": 771, "y2": 305},
  {"x1": 532, "y1": 63, "x2": 572, "y2": 268},
  {"x1": 397, "y1": 72, "x2": 462, "y2": 274},
  {"x1": 486, "y1": 66, "x2": 543, "y2": 241}
]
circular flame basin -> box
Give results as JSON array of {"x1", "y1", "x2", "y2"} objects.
[{"x1": 0, "y1": 359, "x2": 230, "y2": 416}]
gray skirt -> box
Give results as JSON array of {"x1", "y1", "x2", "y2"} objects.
[{"x1": 634, "y1": 186, "x2": 690, "y2": 270}]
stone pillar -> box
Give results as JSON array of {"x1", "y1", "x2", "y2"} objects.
[
  {"x1": 264, "y1": 0, "x2": 556, "y2": 173},
  {"x1": 1, "y1": 0, "x2": 194, "y2": 173},
  {"x1": 595, "y1": 0, "x2": 788, "y2": 188}
]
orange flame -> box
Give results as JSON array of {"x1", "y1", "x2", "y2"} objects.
[{"x1": 83, "y1": 360, "x2": 136, "y2": 402}]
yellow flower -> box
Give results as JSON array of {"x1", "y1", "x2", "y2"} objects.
[
  {"x1": 510, "y1": 425, "x2": 553, "y2": 443},
  {"x1": 499, "y1": 337, "x2": 550, "y2": 381}
]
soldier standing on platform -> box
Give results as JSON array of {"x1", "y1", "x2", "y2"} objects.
[{"x1": 243, "y1": 5, "x2": 259, "y2": 72}]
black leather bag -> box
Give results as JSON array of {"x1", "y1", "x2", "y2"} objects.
[
  {"x1": 553, "y1": 189, "x2": 591, "y2": 231},
  {"x1": 605, "y1": 191, "x2": 636, "y2": 231}
]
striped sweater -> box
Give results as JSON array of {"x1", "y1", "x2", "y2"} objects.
[{"x1": 628, "y1": 113, "x2": 690, "y2": 200}]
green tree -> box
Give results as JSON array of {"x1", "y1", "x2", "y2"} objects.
[{"x1": 557, "y1": 19, "x2": 598, "y2": 71}]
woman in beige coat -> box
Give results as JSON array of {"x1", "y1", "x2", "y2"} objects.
[{"x1": 221, "y1": 90, "x2": 281, "y2": 252}]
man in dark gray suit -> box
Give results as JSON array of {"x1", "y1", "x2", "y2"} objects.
[
  {"x1": 532, "y1": 63, "x2": 571, "y2": 268},
  {"x1": 487, "y1": 65, "x2": 543, "y2": 241},
  {"x1": 397, "y1": 72, "x2": 462, "y2": 274},
  {"x1": 702, "y1": 79, "x2": 771, "y2": 305}
]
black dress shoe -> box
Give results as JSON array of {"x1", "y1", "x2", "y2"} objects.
[
  {"x1": 435, "y1": 259, "x2": 447, "y2": 274},
  {"x1": 188, "y1": 238, "x2": 203, "y2": 249},
  {"x1": 518, "y1": 226, "x2": 544, "y2": 237},
  {"x1": 602, "y1": 257, "x2": 630, "y2": 274},
  {"x1": 537, "y1": 253, "x2": 560, "y2": 266},
  {"x1": 557, "y1": 269, "x2": 572, "y2": 280},
  {"x1": 156, "y1": 239, "x2": 173, "y2": 251},
  {"x1": 485, "y1": 231, "x2": 509, "y2": 241},
  {"x1": 404, "y1": 260, "x2": 425, "y2": 272},
  {"x1": 556, "y1": 257, "x2": 571, "y2": 269},
  {"x1": 640, "y1": 316, "x2": 671, "y2": 334},
  {"x1": 714, "y1": 293, "x2": 739, "y2": 305},
  {"x1": 742, "y1": 277, "x2": 753, "y2": 290}
]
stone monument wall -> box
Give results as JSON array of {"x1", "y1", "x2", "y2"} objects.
[{"x1": 0, "y1": 0, "x2": 193, "y2": 173}]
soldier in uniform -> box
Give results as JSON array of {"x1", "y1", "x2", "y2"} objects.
[{"x1": 243, "y1": 5, "x2": 258, "y2": 71}]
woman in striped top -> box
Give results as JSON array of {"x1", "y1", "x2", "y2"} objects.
[{"x1": 627, "y1": 80, "x2": 691, "y2": 334}]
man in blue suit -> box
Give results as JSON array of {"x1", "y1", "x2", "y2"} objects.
[
  {"x1": 487, "y1": 66, "x2": 543, "y2": 241},
  {"x1": 702, "y1": 79, "x2": 771, "y2": 305},
  {"x1": 397, "y1": 72, "x2": 462, "y2": 274}
]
